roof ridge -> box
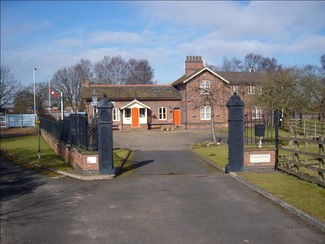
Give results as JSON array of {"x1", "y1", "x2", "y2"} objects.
[{"x1": 87, "y1": 84, "x2": 173, "y2": 87}]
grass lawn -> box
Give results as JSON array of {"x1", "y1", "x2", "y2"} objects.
[
  {"x1": 113, "y1": 149, "x2": 130, "y2": 168},
  {"x1": 241, "y1": 173, "x2": 325, "y2": 222},
  {"x1": 192, "y1": 143, "x2": 325, "y2": 223},
  {"x1": 0, "y1": 134, "x2": 129, "y2": 172},
  {"x1": 192, "y1": 144, "x2": 228, "y2": 168},
  {"x1": 1, "y1": 134, "x2": 72, "y2": 171}
]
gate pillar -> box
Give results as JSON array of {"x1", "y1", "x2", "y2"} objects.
[
  {"x1": 97, "y1": 94, "x2": 114, "y2": 175},
  {"x1": 226, "y1": 93, "x2": 245, "y2": 173}
]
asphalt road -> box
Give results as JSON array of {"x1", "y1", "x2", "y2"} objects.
[{"x1": 1, "y1": 130, "x2": 325, "y2": 243}]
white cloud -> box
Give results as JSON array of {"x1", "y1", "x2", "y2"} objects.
[
  {"x1": 2, "y1": 1, "x2": 324, "y2": 86},
  {"x1": 88, "y1": 31, "x2": 143, "y2": 44},
  {"x1": 56, "y1": 38, "x2": 83, "y2": 47},
  {"x1": 139, "y1": 1, "x2": 325, "y2": 40}
]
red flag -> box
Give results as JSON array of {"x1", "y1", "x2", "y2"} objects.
[{"x1": 50, "y1": 89, "x2": 58, "y2": 98}]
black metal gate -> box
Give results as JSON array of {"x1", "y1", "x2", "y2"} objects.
[{"x1": 244, "y1": 111, "x2": 276, "y2": 145}]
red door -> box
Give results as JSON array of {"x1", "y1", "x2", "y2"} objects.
[
  {"x1": 173, "y1": 109, "x2": 180, "y2": 126},
  {"x1": 132, "y1": 108, "x2": 139, "y2": 128}
]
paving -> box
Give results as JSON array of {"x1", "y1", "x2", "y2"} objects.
[{"x1": 1, "y1": 129, "x2": 324, "y2": 243}]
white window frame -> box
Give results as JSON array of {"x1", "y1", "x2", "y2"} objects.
[
  {"x1": 139, "y1": 108, "x2": 146, "y2": 118},
  {"x1": 124, "y1": 108, "x2": 131, "y2": 118},
  {"x1": 158, "y1": 107, "x2": 167, "y2": 120},
  {"x1": 252, "y1": 106, "x2": 262, "y2": 119},
  {"x1": 113, "y1": 108, "x2": 120, "y2": 121},
  {"x1": 248, "y1": 85, "x2": 255, "y2": 94},
  {"x1": 200, "y1": 80, "x2": 210, "y2": 95},
  {"x1": 200, "y1": 106, "x2": 211, "y2": 120},
  {"x1": 231, "y1": 85, "x2": 238, "y2": 94}
]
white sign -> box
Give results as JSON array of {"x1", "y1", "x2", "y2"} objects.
[
  {"x1": 250, "y1": 154, "x2": 271, "y2": 163},
  {"x1": 87, "y1": 156, "x2": 97, "y2": 164}
]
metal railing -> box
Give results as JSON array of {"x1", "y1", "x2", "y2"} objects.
[
  {"x1": 244, "y1": 112, "x2": 275, "y2": 145},
  {"x1": 40, "y1": 113, "x2": 97, "y2": 151}
]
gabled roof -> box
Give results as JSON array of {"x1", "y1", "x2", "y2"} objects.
[
  {"x1": 82, "y1": 84, "x2": 181, "y2": 101},
  {"x1": 171, "y1": 68, "x2": 263, "y2": 87},
  {"x1": 120, "y1": 99, "x2": 151, "y2": 110},
  {"x1": 171, "y1": 67, "x2": 230, "y2": 86},
  {"x1": 217, "y1": 71, "x2": 263, "y2": 84}
]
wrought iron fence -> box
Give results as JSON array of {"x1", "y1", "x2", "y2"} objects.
[
  {"x1": 40, "y1": 113, "x2": 97, "y2": 151},
  {"x1": 244, "y1": 111, "x2": 275, "y2": 145}
]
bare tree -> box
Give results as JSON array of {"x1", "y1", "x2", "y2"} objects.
[
  {"x1": 13, "y1": 82, "x2": 48, "y2": 114},
  {"x1": 221, "y1": 57, "x2": 244, "y2": 72},
  {"x1": 244, "y1": 53, "x2": 281, "y2": 72},
  {"x1": 93, "y1": 56, "x2": 154, "y2": 85},
  {"x1": 52, "y1": 59, "x2": 92, "y2": 112},
  {"x1": 188, "y1": 79, "x2": 228, "y2": 142},
  {"x1": 298, "y1": 65, "x2": 325, "y2": 120},
  {"x1": 125, "y1": 58, "x2": 154, "y2": 84},
  {"x1": 320, "y1": 54, "x2": 325, "y2": 79},
  {"x1": 13, "y1": 86, "x2": 33, "y2": 113},
  {"x1": 94, "y1": 56, "x2": 128, "y2": 84},
  {"x1": 35, "y1": 82, "x2": 49, "y2": 114},
  {"x1": 209, "y1": 54, "x2": 281, "y2": 72},
  {"x1": 0, "y1": 66, "x2": 21, "y2": 110}
]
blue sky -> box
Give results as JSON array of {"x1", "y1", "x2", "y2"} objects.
[{"x1": 1, "y1": 1, "x2": 325, "y2": 85}]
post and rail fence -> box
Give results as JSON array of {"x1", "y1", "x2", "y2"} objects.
[
  {"x1": 276, "y1": 116, "x2": 325, "y2": 187},
  {"x1": 277, "y1": 135, "x2": 325, "y2": 187},
  {"x1": 244, "y1": 109, "x2": 324, "y2": 187}
]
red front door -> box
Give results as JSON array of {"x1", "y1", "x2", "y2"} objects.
[
  {"x1": 173, "y1": 109, "x2": 180, "y2": 126},
  {"x1": 132, "y1": 108, "x2": 139, "y2": 128}
]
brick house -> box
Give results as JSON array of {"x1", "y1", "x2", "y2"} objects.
[{"x1": 82, "y1": 56, "x2": 262, "y2": 130}]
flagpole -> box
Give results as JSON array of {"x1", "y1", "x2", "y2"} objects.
[{"x1": 48, "y1": 74, "x2": 51, "y2": 111}]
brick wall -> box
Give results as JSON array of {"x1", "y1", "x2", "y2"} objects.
[
  {"x1": 244, "y1": 149, "x2": 275, "y2": 171},
  {"x1": 176, "y1": 70, "x2": 231, "y2": 129},
  {"x1": 41, "y1": 129, "x2": 99, "y2": 173}
]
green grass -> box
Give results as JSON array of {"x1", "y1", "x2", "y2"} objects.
[
  {"x1": 116, "y1": 151, "x2": 138, "y2": 176},
  {"x1": 192, "y1": 144, "x2": 275, "y2": 168},
  {"x1": 241, "y1": 173, "x2": 325, "y2": 222},
  {"x1": 192, "y1": 144, "x2": 228, "y2": 168},
  {"x1": 113, "y1": 149, "x2": 130, "y2": 168},
  {"x1": 1, "y1": 135, "x2": 72, "y2": 171},
  {"x1": 1, "y1": 135, "x2": 130, "y2": 172},
  {"x1": 192, "y1": 143, "x2": 325, "y2": 222}
]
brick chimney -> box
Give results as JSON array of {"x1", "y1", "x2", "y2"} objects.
[{"x1": 185, "y1": 55, "x2": 204, "y2": 76}]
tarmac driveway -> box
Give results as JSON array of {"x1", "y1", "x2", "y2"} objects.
[
  {"x1": 113, "y1": 129, "x2": 224, "y2": 151},
  {"x1": 113, "y1": 130, "x2": 224, "y2": 175}
]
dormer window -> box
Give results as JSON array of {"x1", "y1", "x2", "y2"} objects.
[{"x1": 200, "y1": 80, "x2": 210, "y2": 95}]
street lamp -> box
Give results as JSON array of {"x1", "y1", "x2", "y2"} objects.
[
  {"x1": 92, "y1": 89, "x2": 98, "y2": 120},
  {"x1": 91, "y1": 89, "x2": 99, "y2": 151},
  {"x1": 33, "y1": 68, "x2": 37, "y2": 117}
]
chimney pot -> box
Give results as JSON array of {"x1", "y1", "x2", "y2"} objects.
[{"x1": 185, "y1": 55, "x2": 204, "y2": 76}]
